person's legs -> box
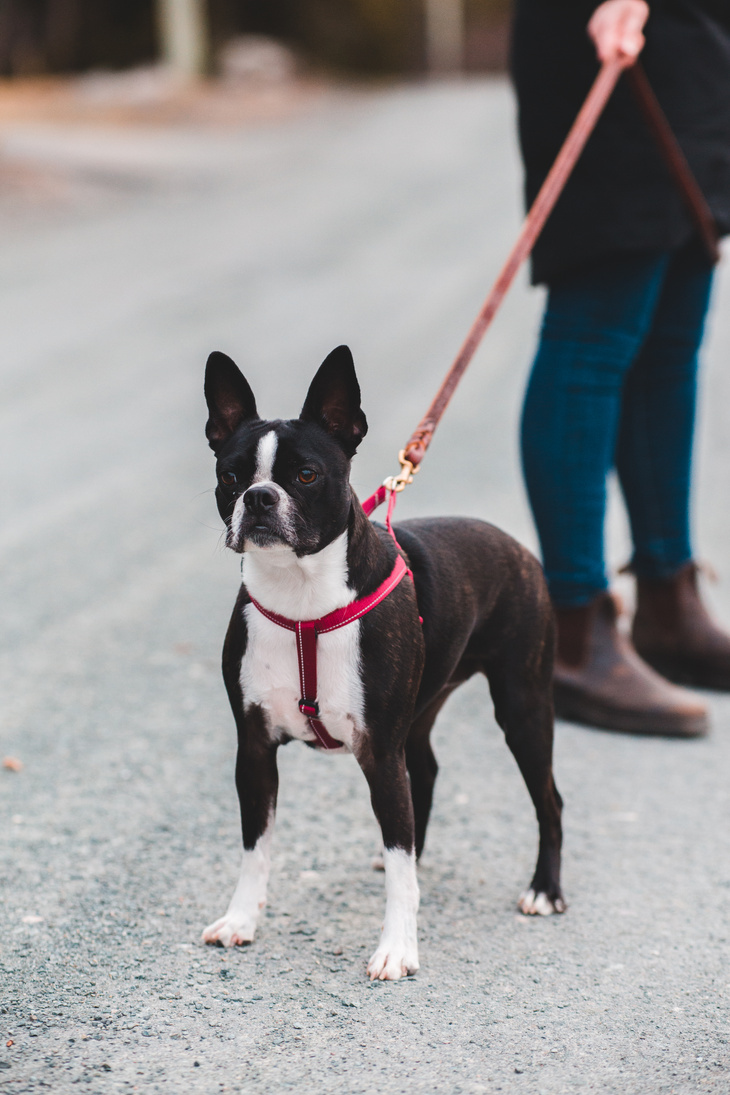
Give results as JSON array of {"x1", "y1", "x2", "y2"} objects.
[
  {"x1": 616, "y1": 241, "x2": 714, "y2": 577},
  {"x1": 520, "y1": 248, "x2": 708, "y2": 734},
  {"x1": 619, "y1": 244, "x2": 730, "y2": 691},
  {"x1": 521, "y1": 251, "x2": 669, "y2": 607}
]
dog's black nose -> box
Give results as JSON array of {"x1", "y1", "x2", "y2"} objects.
[{"x1": 244, "y1": 485, "x2": 278, "y2": 514}]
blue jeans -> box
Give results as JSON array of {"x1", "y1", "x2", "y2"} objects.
[{"x1": 520, "y1": 243, "x2": 715, "y2": 608}]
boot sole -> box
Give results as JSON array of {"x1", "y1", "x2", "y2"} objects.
[{"x1": 554, "y1": 684, "x2": 708, "y2": 738}]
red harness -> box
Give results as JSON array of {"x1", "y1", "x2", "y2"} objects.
[{"x1": 247, "y1": 486, "x2": 412, "y2": 750}]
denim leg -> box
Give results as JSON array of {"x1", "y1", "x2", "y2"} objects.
[
  {"x1": 616, "y1": 244, "x2": 714, "y2": 579},
  {"x1": 521, "y1": 252, "x2": 669, "y2": 607}
]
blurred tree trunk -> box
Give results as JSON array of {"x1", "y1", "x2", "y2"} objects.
[
  {"x1": 157, "y1": 0, "x2": 208, "y2": 75},
  {"x1": 424, "y1": 0, "x2": 464, "y2": 73}
]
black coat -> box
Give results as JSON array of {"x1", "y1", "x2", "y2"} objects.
[{"x1": 510, "y1": 0, "x2": 730, "y2": 284}]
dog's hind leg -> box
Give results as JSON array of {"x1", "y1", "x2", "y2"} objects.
[
  {"x1": 406, "y1": 690, "x2": 452, "y2": 860},
  {"x1": 486, "y1": 662, "x2": 565, "y2": 916}
]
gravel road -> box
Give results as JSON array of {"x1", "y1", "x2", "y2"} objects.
[{"x1": 1, "y1": 76, "x2": 730, "y2": 1095}]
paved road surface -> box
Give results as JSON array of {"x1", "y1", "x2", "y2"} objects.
[{"x1": 1, "y1": 77, "x2": 730, "y2": 1095}]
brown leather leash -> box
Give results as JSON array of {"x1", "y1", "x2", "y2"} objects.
[
  {"x1": 626, "y1": 64, "x2": 720, "y2": 266},
  {"x1": 380, "y1": 58, "x2": 721, "y2": 498}
]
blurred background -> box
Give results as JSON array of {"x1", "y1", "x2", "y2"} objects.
[
  {"x1": 2, "y1": 2, "x2": 730, "y2": 1091},
  {"x1": 0, "y1": 0, "x2": 511, "y2": 79}
]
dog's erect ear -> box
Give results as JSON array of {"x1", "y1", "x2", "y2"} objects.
[
  {"x1": 204, "y1": 351, "x2": 258, "y2": 452},
  {"x1": 299, "y1": 346, "x2": 368, "y2": 457}
]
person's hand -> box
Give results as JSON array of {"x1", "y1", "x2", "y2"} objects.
[{"x1": 587, "y1": 0, "x2": 649, "y2": 66}]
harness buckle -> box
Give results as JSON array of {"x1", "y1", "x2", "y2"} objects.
[{"x1": 299, "y1": 699, "x2": 320, "y2": 719}]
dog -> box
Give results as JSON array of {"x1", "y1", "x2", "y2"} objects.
[{"x1": 200, "y1": 345, "x2": 564, "y2": 980}]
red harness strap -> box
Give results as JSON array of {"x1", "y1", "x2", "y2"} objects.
[
  {"x1": 249, "y1": 552, "x2": 409, "y2": 750},
  {"x1": 248, "y1": 486, "x2": 413, "y2": 749}
]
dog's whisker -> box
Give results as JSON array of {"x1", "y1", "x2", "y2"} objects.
[{"x1": 194, "y1": 519, "x2": 227, "y2": 533}]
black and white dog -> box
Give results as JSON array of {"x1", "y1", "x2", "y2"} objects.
[{"x1": 201, "y1": 345, "x2": 564, "y2": 980}]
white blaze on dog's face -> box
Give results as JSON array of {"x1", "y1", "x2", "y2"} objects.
[
  {"x1": 255, "y1": 429, "x2": 278, "y2": 481},
  {"x1": 228, "y1": 430, "x2": 297, "y2": 553},
  {"x1": 203, "y1": 346, "x2": 368, "y2": 558}
]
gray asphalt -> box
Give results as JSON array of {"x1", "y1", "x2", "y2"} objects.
[{"x1": 1, "y1": 76, "x2": 730, "y2": 1095}]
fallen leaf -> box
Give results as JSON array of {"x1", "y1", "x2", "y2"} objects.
[{"x1": 3, "y1": 757, "x2": 23, "y2": 772}]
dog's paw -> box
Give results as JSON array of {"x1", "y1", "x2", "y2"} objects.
[
  {"x1": 201, "y1": 915, "x2": 257, "y2": 947},
  {"x1": 518, "y1": 889, "x2": 566, "y2": 916},
  {"x1": 366, "y1": 939, "x2": 419, "y2": 981}
]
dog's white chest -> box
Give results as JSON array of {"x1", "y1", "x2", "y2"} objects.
[
  {"x1": 237, "y1": 533, "x2": 365, "y2": 751},
  {"x1": 240, "y1": 607, "x2": 363, "y2": 749}
]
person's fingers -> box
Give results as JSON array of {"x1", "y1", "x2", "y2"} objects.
[
  {"x1": 594, "y1": 28, "x2": 638, "y2": 64},
  {"x1": 618, "y1": 11, "x2": 647, "y2": 57},
  {"x1": 595, "y1": 23, "x2": 643, "y2": 62}
]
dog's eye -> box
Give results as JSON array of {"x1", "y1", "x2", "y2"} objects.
[
  {"x1": 297, "y1": 468, "x2": 318, "y2": 485},
  {"x1": 219, "y1": 470, "x2": 237, "y2": 486}
]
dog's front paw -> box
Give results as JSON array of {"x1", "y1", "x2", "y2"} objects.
[
  {"x1": 518, "y1": 889, "x2": 566, "y2": 916},
  {"x1": 367, "y1": 938, "x2": 419, "y2": 981},
  {"x1": 201, "y1": 915, "x2": 257, "y2": 947}
]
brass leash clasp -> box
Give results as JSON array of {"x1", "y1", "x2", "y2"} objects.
[{"x1": 382, "y1": 450, "x2": 419, "y2": 494}]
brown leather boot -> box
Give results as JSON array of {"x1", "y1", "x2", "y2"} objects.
[
  {"x1": 632, "y1": 563, "x2": 730, "y2": 690},
  {"x1": 553, "y1": 593, "x2": 707, "y2": 736}
]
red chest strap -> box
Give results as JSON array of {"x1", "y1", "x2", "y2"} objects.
[{"x1": 248, "y1": 553, "x2": 409, "y2": 750}]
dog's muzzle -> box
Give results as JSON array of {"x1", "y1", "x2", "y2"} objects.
[{"x1": 227, "y1": 484, "x2": 292, "y2": 551}]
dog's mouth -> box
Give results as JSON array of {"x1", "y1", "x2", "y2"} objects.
[
  {"x1": 246, "y1": 524, "x2": 286, "y2": 548},
  {"x1": 227, "y1": 513, "x2": 291, "y2": 553}
]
